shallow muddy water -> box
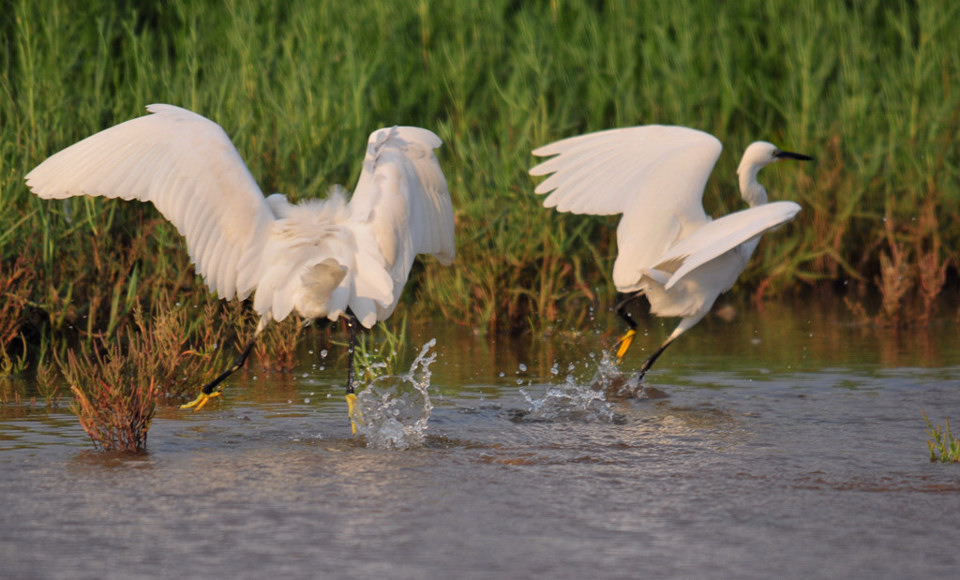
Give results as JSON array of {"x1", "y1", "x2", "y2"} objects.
[{"x1": 2, "y1": 299, "x2": 960, "y2": 579}]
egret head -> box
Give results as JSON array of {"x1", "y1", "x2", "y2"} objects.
[
  {"x1": 738, "y1": 141, "x2": 812, "y2": 174},
  {"x1": 737, "y1": 141, "x2": 812, "y2": 206}
]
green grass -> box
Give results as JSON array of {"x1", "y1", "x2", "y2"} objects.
[
  {"x1": 2, "y1": 0, "x2": 959, "y2": 360},
  {"x1": 349, "y1": 316, "x2": 410, "y2": 384},
  {"x1": 923, "y1": 410, "x2": 960, "y2": 463}
]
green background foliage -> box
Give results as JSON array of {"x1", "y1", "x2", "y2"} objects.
[{"x1": 2, "y1": 0, "x2": 958, "y2": 356}]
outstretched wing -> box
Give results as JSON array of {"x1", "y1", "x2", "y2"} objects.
[
  {"x1": 25, "y1": 104, "x2": 275, "y2": 301},
  {"x1": 655, "y1": 201, "x2": 801, "y2": 289},
  {"x1": 530, "y1": 125, "x2": 721, "y2": 217},
  {"x1": 530, "y1": 125, "x2": 723, "y2": 291},
  {"x1": 346, "y1": 126, "x2": 455, "y2": 327}
]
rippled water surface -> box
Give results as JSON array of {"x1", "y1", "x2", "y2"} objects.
[{"x1": 2, "y1": 300, "x2": 960, "y2": 579}]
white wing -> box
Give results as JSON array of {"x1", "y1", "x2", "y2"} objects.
[
  {"x1": 655, "y1": 201, "x2": 801, "y2": 289},
  {"x1": 530, "y1": 126, "x2": 723, "y2": 290},
  {"x1": 530, "y1": 125, "x2": 721, "y2": 217},
  {"x1": 347, "y1": 126, "x2": 455, "y2": 327},
  {"x1": 25, "y1": 104, "x2": 274, "y2": 302}
]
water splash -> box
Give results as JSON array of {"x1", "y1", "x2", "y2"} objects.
[
  {"x1": 518, "y1": 351, "x2": 620, "y2": 423},
  {"x1": 588, "y1": 350, "x2": 645, "y2": 400},
  {"x1": 519, "y1": 381, "x2": 615, "y2": 423},
  {"x1": 353, "y1": 339, "x2": 436, "y2": 449},
  {"x1": 515, "y1": 350, "x2": 659, "y2": 424}
]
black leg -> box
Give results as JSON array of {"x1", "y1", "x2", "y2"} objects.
[
  {"x1": 200, "y1": 337, "x2": 257, "y2": 395},
  {"x1": 345, "y1": 315, "x2": 357, "y2": 395},
  {"x1": 181, "y1": 318, "x2": 266, "y2": 411},
  {"x1": 614, "y1": 292, "x2": 644, "y2": 363},
  {"x1": 615, "y1": 291, "x2": 643, "y2": 330},
  {"x1": 343, "y1": 314, "x2": 363, "y2": 434},
  {"x1": 636, "y1": 339, "x2": 674, "y2": 380}
]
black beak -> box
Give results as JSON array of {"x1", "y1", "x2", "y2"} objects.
[{"x1": 775, "y1": 149, "x2": 814, "y2": 162}]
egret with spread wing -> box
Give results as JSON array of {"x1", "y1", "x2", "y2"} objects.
[
  {"x1": 27, "y1": 105, "x2": 455, "y2": 430},
  {"x1": 530, "y1": 125, "x2": 810, "y2": 379}
]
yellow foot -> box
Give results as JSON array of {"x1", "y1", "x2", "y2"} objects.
[
  {"x1": 615, "y1": 329, "x2": 638, "y2": 364},
  {"x1": 346, "y1": 393, "x2": 365, "y2": 435},
  {"x1": 179, "y1": 390, "x2": 221, "y2": 412}
]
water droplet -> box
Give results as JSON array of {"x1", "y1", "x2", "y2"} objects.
[{"x1": 353, "y1": 339, "x2": 437, "y2": 450}]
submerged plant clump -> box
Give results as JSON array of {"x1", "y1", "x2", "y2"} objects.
[
  {"x1": 923, "y1": 411, "x2": 960, "y2": 464},
  {"x1": 67, "y1": 357, "x2": 156, "y2": 452},
  {"x1": 58, "y1": 302, "x2": 233, "y2": 452},
  {"x1": 61, "y1": 346, "x2": 157, "y2": 453}
]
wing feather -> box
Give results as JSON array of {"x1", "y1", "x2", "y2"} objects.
[
  {"x1": 25, "y1": 104, "x2": 275, "y2": 301},
  {"x1": 658, "y1": 201, "x2": 802, "y2": 289},
  {"x1": 531, "y1": 125, "x2": 722, "y2": 219},
  {"x1": 347, "y1": 126, "x2": 455, "y2": 325},
  {"x1": 531, "y1": 125, "x2": 724, "y2": 291}
]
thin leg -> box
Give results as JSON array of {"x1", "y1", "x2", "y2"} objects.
[
  {"x1": 345, "y1": 316, "x2": 357, "y2": 395},
  {"x1": 635, "y1": 338, "x2": 674, "y2": 381},
  {"x1": 203, "y1": 339, "x2": 256, "y2": 394},
  {"x1": 180, "y1": 317, "x2": 266, "y2": 411},
  {"x1": 633, "y1": 315, "x2": 699, "y2": 379},
  {"x1": 615, "y1": 291, "x2": 643, "y2": 330},
  {"x1": 614, "y1": 291, "x2": 643, "y2": 363},
  {"x1": 343, "y1": 315, "x2": 363, "y2": 434}
]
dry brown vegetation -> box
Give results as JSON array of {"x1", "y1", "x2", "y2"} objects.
[{"x1": 56, "y1": 301, "x2": 231, "y2": 451}]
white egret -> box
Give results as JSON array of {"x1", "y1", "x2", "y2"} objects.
[
  {"x1": 530, "y1": 125, "x2": 810, "y2": 379},
  {"x1": 26, "y1": 104, "x2": 455, "y2": 427}
]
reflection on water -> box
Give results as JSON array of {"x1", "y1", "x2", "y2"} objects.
[{"x1": 2, "y1": 298, "x2": 960, "y2": 579}]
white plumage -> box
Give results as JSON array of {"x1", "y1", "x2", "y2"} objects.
[
  {"x1": 27, "y1": 104, "x2": 455, "y2": 413},
  {"x1": 26, "y1": 104, "x2": 455, "y2": 330},
  {"x1": 530, "y1": 125, "x2": 809, "y2": 377}
]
